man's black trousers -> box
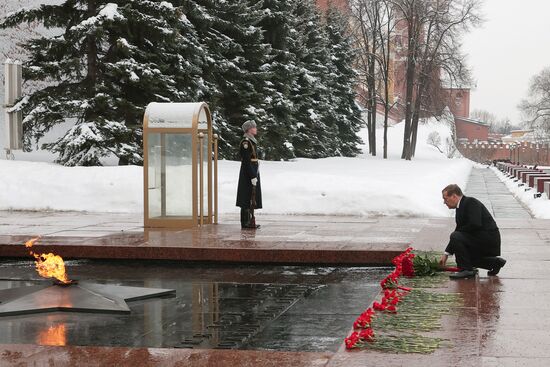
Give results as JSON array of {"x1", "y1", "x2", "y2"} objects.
[{"x1": 445, "y1": 230, "x2": 501, "y2": 270}]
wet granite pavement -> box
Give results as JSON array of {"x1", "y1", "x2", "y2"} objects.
[
  {"x1": 0, "y1": 212, "x2": 422, "y2": 264},
  {"x1": 464, "y1": 167, "x2": 533, "y2": 219},
  {"x1": 1, "y1": 168, "x2": 550, "y2": 366},
  {"x1": 0, "y1": 260, "x2": 387, "y2": 353}
]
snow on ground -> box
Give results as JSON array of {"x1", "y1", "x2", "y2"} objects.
[
  {"x1": 0, "y1": 119, "x2": 473, "y2": 217},
  {"x1": 234, "y1": 120, "x2": 471, "y2": 217},
  {"x1": 491, "y1": 166, "x2": 550, "y2": 219},
  {"x1": 0, "y1": 161, "x2": 142, "y2": 212}
]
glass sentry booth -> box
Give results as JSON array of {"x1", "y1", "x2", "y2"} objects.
[{"x1": 143, "y1": 102, "x2": 218, "y2": 228}]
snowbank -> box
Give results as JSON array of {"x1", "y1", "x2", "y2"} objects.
[
  {"x1": 0, "y1": 161, "x2": 142, "y2": 213},
  {"x1": 491, "y1": 167, "x2": 550, "y2": 219},
  {"x1": 0, "y1": 119, "x2": 472, "y2": 217}
]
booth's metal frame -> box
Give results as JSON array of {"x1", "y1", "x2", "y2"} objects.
[{"x1": 143, "y1": 102, "x2": 218, "y2": 228}]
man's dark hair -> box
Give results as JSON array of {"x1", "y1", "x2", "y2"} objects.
[{"x1": 442, "y1": 184, "x2": 463, "y2": 197}]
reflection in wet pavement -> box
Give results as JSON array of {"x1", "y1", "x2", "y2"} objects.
[
  {"x1": 0, "y1": 260, "x2": 386, "y2": 352},
  {"x1": 37, "y1": 320, "x2": 67, "y2": 346}
]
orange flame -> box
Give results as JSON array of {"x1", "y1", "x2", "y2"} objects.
[
  {"x1": 37, "y1": 323, "x2": 67, "y2": 346},
  {"x1": 25, "y1": 237, "x2": 71, "y2": 284}
]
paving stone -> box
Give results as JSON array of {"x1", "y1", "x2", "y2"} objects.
[
  {"x1": 465, "y1": 168, "x2": 533, "y2": 219},
  {"x1": 0, "y1": 263, "x2": 386, "y2": 353}
]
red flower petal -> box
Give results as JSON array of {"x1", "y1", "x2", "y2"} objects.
[{"x1": 359, "y1": 328, "x2": 375, "y2": 342}]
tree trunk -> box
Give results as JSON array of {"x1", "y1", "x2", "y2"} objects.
[
  {"x1": 401, "y1": 18, "x2": 417, "y2": 161},
  {"x1": 402, "y1": 64, "x2": 415, "y2": 160},
  {"x1": 409, "y1": 80, "x2": 423, "y2": 158},
  {"x1": 369, "y1": 87, "x2": 377, "y2": 156},
  {"x1": 367, "y1": 108, "x2": 373, "y2": 154},
  {"x1": 383, "y1": 76, "x2": 389, "y2": 159},
  {"x1": 369, "y1": 12, "x2": 377, "y2": 156},
  {"x1": 383, "y1": 14, "x2": 391, "y2": 160},
  {"x1": 382, "y1": 60, "x2": 389, "y2": 159},
  {"x1": 410, "y1": 109, "x2": 420, "y2": 158},
  {"x1": 383, "y1": 106, "x2": 389, "y2": 159}
]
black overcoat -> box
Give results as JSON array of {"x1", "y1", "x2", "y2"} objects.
[
  {"x1": 455, "y1": 196, "x2": 500, "y2": 255},
  {"x1": 236, "y1": 137, "x2": 262, "y2": 209}
]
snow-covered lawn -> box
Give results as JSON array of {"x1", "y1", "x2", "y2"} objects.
[
  {"x1": 0, "y1": 120, "x2": 473, "y2": 217},
  {"x1": 492, "y1": 166, "x2": 550, "y2": 219}
]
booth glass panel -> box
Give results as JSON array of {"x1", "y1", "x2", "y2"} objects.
[
  {"x1": 147, "y1": 133, "x2": 162, "y2": 219},
  {"x1": 147, "y1": 133, "x2": 193, "y2": 219},
  {"x1": 165, "y1": 133, "x2": 193, "y2": 217}
]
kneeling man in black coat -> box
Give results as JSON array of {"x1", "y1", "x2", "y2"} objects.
[{"x1": 439, "y1": 184, "x2": 507, "y2": 279}]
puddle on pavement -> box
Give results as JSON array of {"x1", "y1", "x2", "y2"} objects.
[{"x1": 0, "y1": 260, "x2": 387, "y2": 352}]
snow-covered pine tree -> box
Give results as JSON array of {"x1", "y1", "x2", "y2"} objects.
[
  {"x1": 254, "y1": 0, "x2": 298, "y2": 160},
  {"x1": 179, "y1": 0, "x2": 272, "y2": 159},
  {"x1": 324, "y1": 5, "x2": 363, "y2": 156},
  {"x1": 1, "y1": 1, "x2": 206, "y2": 166},
  {"x1": 289, "y1": 0, "x2": 340, "y2": 158}
]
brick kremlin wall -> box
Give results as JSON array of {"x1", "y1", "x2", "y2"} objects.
[{"x1": 459, "y1": 142, "x2": 550, "y2": 165}]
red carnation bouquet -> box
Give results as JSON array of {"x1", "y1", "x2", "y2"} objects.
[{"x1": 392, "y1": 247, "x2": 460, "y2": 277}]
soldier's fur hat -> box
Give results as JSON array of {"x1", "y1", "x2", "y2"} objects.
[{"x1": 242, "y1": 120, "x2": 257, "y2": 132}]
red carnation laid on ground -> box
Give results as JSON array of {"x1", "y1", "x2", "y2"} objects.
[
  {"x1": 359, "y1": 328, "x2": 375, "y2": 342},
  {"x1": 353, "y1": 308, "x2": 375, "y2": 329},
  {"x1": 345, "y1": 247, "x2": 458, "y2": 351},
  {"x1": 345, "y1": 328, "x2": 375, "y2": 349}
]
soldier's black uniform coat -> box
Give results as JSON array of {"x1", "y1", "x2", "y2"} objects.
[{"x1": 236, "y1": 137, "x2": 262, "y2": 209}]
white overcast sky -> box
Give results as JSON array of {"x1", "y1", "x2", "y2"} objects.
[{"x1": 462, "y1": 0, "x2": 550, "y2": 124}]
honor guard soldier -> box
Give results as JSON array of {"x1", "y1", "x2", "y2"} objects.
[{"x1": 236, "y1": 120, "x2": 262, "y2": 229}]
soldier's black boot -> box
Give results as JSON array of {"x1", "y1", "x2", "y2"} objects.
[
  {"x1": 240, "y1": 208, "x2": 250, "y2": 228},
  {"x1": 241, "y1": 208, "x2": 260, "y2": 230}
]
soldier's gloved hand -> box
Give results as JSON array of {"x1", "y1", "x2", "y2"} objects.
[{"x1": 251, "y1": 178, "x2": 258, "y2": 186}]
